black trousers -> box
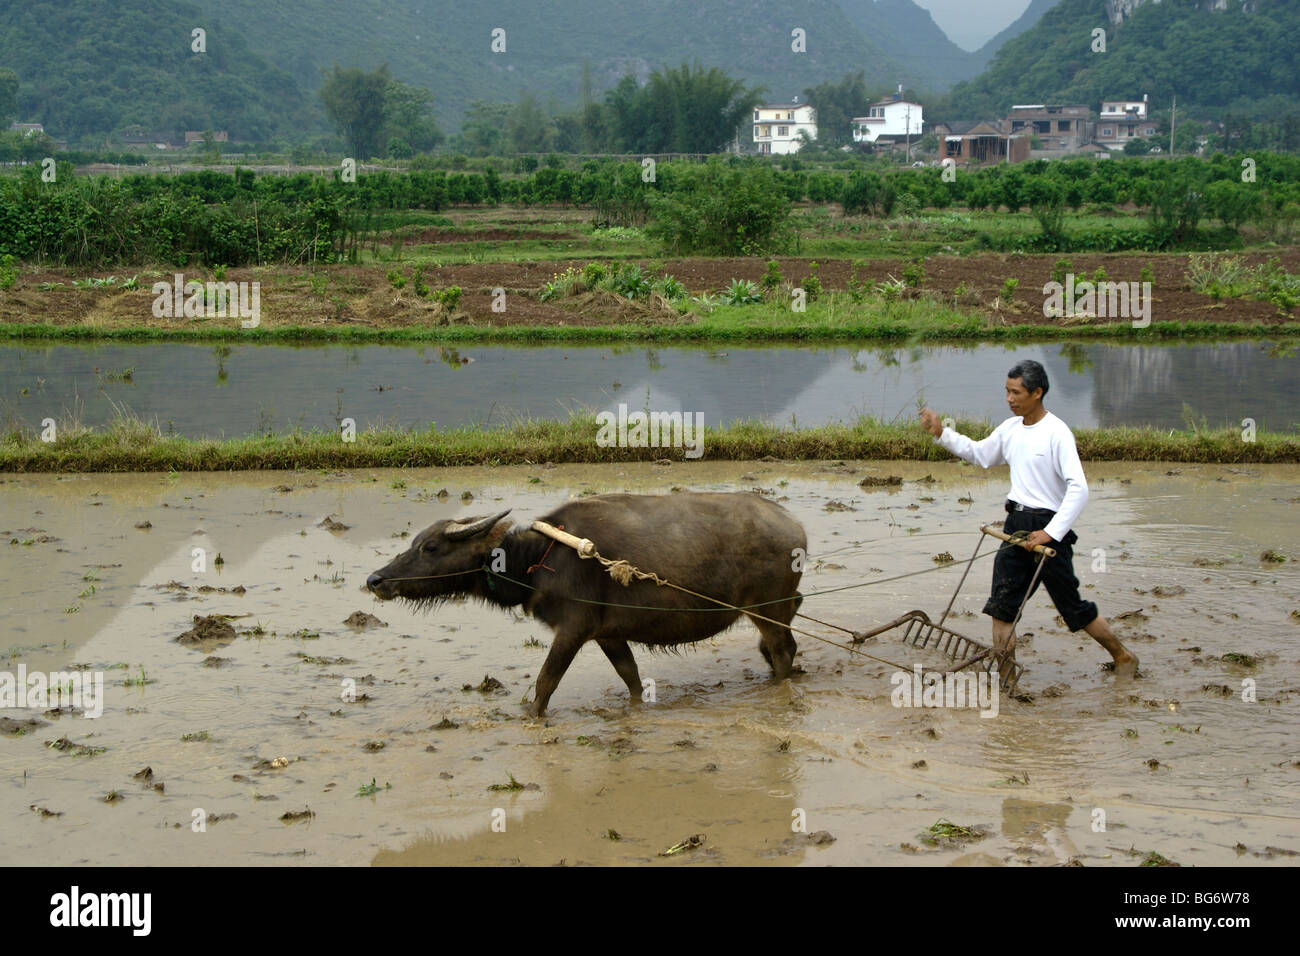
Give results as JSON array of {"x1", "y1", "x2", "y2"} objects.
[{"x1": 983, "y1": 505, "x2": 1099, "y2": 632}]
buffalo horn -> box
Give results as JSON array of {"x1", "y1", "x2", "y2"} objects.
[{"x1": 443, "y1": 509, "x2": 512, "y2": 541}]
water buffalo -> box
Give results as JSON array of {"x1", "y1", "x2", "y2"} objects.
[{"x1": 366, "y1": 492, "x2": 807, "y2": 716}]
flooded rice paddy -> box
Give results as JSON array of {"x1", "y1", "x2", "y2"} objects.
[
  {"x1": 1, "y1": 461, "x2": 1297, "y2": 865},
  {"x1": 3, "y1": 339, "x2": 1297, "y2": 435}
]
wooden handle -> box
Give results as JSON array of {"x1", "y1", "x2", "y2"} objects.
[
  {"x1": 531, "y1": 520, "x2": 597, "y2": 558},
  {"x1": 980, "y1": 524, "x2": 1057, "y2": 557}
]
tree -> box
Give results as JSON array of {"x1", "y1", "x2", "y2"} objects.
[
  {"x1": 455, "y1": 101, "x2": 512, "y2": 156},
  {"x1": 319, "y1": 64, "x2": 391, "y2": 159},
  {"x1": 0, "y1": 68, "x2": 18, "y2": 129},
  {"x1": 803, "y1": 72, "x2": 870, "y2": 148},
  {"x1": 646, "y1": 162, "x2": 793, "y2": 256},
  {"x1": 642, "y1": 62, "x2": 763, "y2": 153},
  {"x1": 382, "y1": 79, "x2": 442, "y2": 153},
  {"x1": 604, "y1": 75, "x2": 653, "y2": 152},
  {"x1": 507, "y1": 92, "x2": 555, "y2": 154}
]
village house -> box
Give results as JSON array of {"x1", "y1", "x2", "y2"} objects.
[
  {"x1": 933, "y1": 120, "x2": 1030, "y2": 165},
  {"x1": 8, "y1": 122, "x2": 44, "y2": 136},
  {"x1": 1096, "y1": 95, "x2": 1157, "y2": 149},
  {"x1": 851, "y1": 89, "x2": 924, "y2": 146},
  {"x1": 185, "y1": 130, "x2": 229, "y2": 144},
  {"x1": 1004, "y1": 104, "x2": 1092, "y2": 150},
  {"x1": 752, "y1": 99, "x2": 816, "y2": 154},
  {"x1": 120, "y1": 125, "x2": 186, "y2": 149}
]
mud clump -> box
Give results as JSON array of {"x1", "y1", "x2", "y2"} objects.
[
  {"x1": 858, "y1": 475, "x2": 902, "y2": 488},
  {"x1": 466, "y1": 674, "x2": 505, "y2": 694},
  {"x1": 280, "y1": 808, "x2": 315, "y2": 824},
  {"x1": 202, "y1": 656, "x2": 232, "y2": 668},
  {"x1": 1, "y1": 716, "x2": 48, "y2": 735},
  {"x1": 918, "y1": 819, "x2": 988, "y2": 849},
  {"x1": 318, "y1": 515, "x2": 350, "y2": 532},
  {"x1": 176, "y1": 614, "x2": 238, "y2": 652},
  {"x1": 343, "y1": 611, "x2": 387, "y2": 629},
  {"x1": 46, "y1": 736, "x2": 105, "y2": 757}
]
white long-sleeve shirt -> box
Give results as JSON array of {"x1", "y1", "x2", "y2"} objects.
[{"x1": 935, "y1": 411, "x2": 1089, "y2": 542}]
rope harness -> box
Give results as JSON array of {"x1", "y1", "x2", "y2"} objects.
[
  {"x1": 377, "y1": 520, "x2": 1055, "y2": 689},
  {"x1": 525, "y1": 519, "x2": 1053, "y2": 685}
]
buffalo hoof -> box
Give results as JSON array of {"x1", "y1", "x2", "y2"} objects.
[{"x1": 524, "y1": 700, "x2": 546, "y2": 719}]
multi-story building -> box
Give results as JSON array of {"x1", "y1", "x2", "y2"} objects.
[
  {"x1": 1096, "y1": 96, "x2": 1158, "y2": 149},
  {"x1": 752, "y1": 101, "x2": 817, "y2": 155},
  {"x1": 852, "y1": 92, "x2": 924, "y2": 144},
  {"x1": 1004, "y1": 104, "x2": 1093, "y2": 150}
]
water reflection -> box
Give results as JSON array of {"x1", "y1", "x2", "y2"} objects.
[{"x1": 1, "y1": 340, "x2": 1294, "y2": 437}]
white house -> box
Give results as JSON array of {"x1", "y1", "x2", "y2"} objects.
[
  {"x1": 1097, "y1": 95, "x2": 1158, "y2": 149},
  {"x1": 752, "y1": 100, "x2": 817, "y2": 155},
  {"x1": 852, "y1": 92, "x2": 924, "y2": 144}
]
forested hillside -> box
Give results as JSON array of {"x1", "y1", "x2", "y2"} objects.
[
  {"x1": 0, "y1": 0, "x2": 317, "y2": 142},
  {"x1": 950, "y1": 0, "x2": 1300, "y2": 120},
  {"x1": 1, "y1": 0, "x2": 1003, "y2": 146}
]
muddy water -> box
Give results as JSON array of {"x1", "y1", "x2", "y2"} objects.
[{"x1": 1, "y1": 462, "x2": 1297, "y2": 866}]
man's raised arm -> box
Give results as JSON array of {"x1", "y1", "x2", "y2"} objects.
[{"x1": 920, "y1": 408, "x2": 1006, "y2": 469}]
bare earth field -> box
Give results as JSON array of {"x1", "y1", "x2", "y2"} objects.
[
  {"x1": 1, "y1": 461, "x2": 1296, "y2": 865},
  {"x1": 2, "y1": 249, "x2": 1297, "y2": 332}
]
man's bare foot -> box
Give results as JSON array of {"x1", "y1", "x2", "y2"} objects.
[{"x1": 1111, "y1": 651, "x2": 1139, "y2": 678}]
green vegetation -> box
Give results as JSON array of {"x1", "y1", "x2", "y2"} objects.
[
  {"x1": 3, "y1": 409, "x2": 1295, "y2": 472},
  {"x1": 0, "y1": 0, "x2": 317, "y2": 144},
  {"x1": 645, "y1": 163, "x2": 794, "y2": 256},
  {"x1": 5, "y1": 153, "x2": 1297, "y2": 270},
  {"x1": 949, "y1": 0, "x2": 1300, "y2": 143},
  {"x1": 1186, "y1": 254, "x2": 1300, "y2": 309}
]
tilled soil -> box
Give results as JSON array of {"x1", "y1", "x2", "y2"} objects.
[{"x1": 2, "y1": 250, "x2": 1296, "y2": 331}]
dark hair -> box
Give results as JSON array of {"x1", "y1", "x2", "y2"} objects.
[{"x1": 1007, "y1": 359, "x2": 1049, "y2": 397}]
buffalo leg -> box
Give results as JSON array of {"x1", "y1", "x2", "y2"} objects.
[
  {"x1": 528, "y1": 630, "x2": 587, "y2": 717},
  {"x1": 596, "y1": 638, "x2": 643, "y2": 703}
]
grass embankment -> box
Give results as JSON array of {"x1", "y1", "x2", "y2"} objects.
[
  {"x1": 4, "y1": 297, "x2": 1297, "y2": 345},
  {"x1": 3, "y1": 415, "x2": 1295, "y2": 472}
]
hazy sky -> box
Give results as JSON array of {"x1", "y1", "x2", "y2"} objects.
[{"x1": 912, "y1": 0, "x2": 1034, "y2": 52}]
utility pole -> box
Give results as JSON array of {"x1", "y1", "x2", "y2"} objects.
[
  {"x1": 1169, "y1": 94, "x2": 1176, "y2": 157},
  {"x1": 905, "y1": 103, "x2": 911, "y2": 162}
]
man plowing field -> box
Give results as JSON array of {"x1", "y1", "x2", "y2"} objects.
[{"x1": 921, "y1": 359, "x2": 1140, "y2": 678}]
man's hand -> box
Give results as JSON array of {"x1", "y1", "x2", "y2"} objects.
[
  {"x1": 1021, "y1": 530, "x2": 1055, "y2": 552},
  {"x1": 919, "y1": 407, "x2": 945, "y2": 438}
]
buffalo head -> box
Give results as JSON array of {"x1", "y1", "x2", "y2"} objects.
[{"x1": 366, "y1": 510, "x2": 512, "y2": 606}]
